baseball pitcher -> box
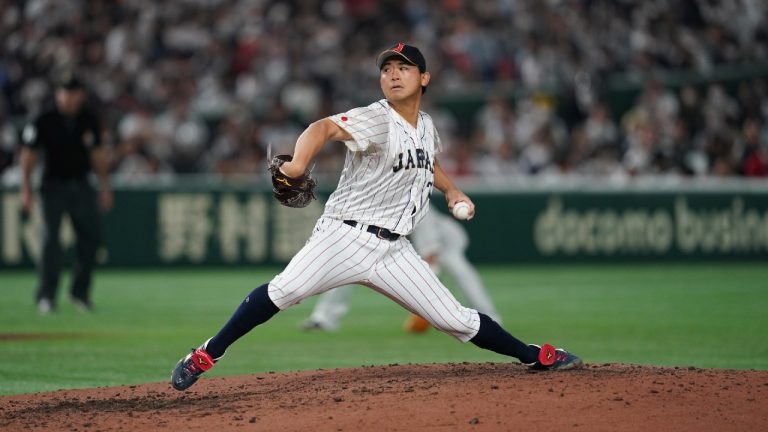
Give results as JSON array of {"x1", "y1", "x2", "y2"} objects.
[{"x1": 171, "y1": 43, "x2": 582, "y2": 391}]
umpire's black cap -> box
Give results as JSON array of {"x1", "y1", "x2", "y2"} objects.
[
  {"x1": 55, "y1": 72, "x2": 84, "y2": 91},
  {"x1": 376, "y1": 43, "x2": 427, "y2": 73}
]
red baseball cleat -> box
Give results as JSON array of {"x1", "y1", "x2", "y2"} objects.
[
  {"x1": 528, "y1": 343, "x2": 584, "y2": 370},
  {"x1": 171, "y1": 345, "x2": 216, "y2": 391}
]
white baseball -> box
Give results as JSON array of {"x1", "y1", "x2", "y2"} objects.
[{"x1": 452, "y1": 202, "x2": 471, "y2": 220}]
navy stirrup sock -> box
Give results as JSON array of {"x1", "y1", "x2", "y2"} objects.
[
  {"x1": 470, "y1": 313, "x2": 539, "y2": 364},
  {"x1": 205, "y1": 284, "x2": 280, "y2": 359}
]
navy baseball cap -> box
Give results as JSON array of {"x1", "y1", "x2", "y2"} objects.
[{"x1": 376, "y1": 43, "x2": 427, "y2": 73}]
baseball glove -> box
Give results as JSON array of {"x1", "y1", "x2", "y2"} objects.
[{"x1": 268, "y1": 154, "x2": 317, "y2": 208}]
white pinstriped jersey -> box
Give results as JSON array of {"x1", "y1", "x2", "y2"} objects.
[
  {"x1": 324, "y1": 99, "x2": 442, "y2": 235},
  {"x1": 268, "y1": 98, "x2": 481, "y2": 343}
]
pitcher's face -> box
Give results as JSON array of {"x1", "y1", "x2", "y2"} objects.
[{"x1": 380, "y1": 59, "x2": 429, "y2": 102}]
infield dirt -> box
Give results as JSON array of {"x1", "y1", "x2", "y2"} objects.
[{"x1": 2, "y1": 363, "x2": 766, "y2": 431}]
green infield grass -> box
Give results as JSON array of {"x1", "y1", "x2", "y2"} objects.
[{"x1": 1, "y1": 264, "x2": 766, "y2": 396}]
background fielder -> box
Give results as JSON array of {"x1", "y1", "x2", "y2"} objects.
[
  {"x1": 301, "y1": 203, "x2": 501, "y2": 332},
  {"x1": 171, "y1": 43, "x2": 582, "y2": 391}
]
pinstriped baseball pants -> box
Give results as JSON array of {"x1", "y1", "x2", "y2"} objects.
[{"x1": 268, "y1": 217, "x2": 481, "y2": 342}]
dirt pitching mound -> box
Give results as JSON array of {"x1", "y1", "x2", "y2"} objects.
[{"x1": 1, "y1": 363, "x2": 766, "y2": 431}]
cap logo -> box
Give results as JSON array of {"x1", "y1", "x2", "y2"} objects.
[{"x1": 392, "y1": 43, "x2": 405, "y2": 53}]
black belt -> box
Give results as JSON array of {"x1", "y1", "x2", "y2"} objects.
[{"x1": 343, "y1": 220, "x2": 400, "y2": 241}]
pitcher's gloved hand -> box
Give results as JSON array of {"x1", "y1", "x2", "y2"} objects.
[{"x1": 268, "y1": 155, "x2": 317, "y2": 208}]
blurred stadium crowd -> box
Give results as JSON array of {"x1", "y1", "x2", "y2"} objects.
[{"x1": 0, "y1": 0, "x2": 767, "y2": 184}]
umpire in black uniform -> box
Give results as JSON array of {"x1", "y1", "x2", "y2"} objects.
[{"x1": 20, "y1": 73, "x2": 113, "y2": 314}]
